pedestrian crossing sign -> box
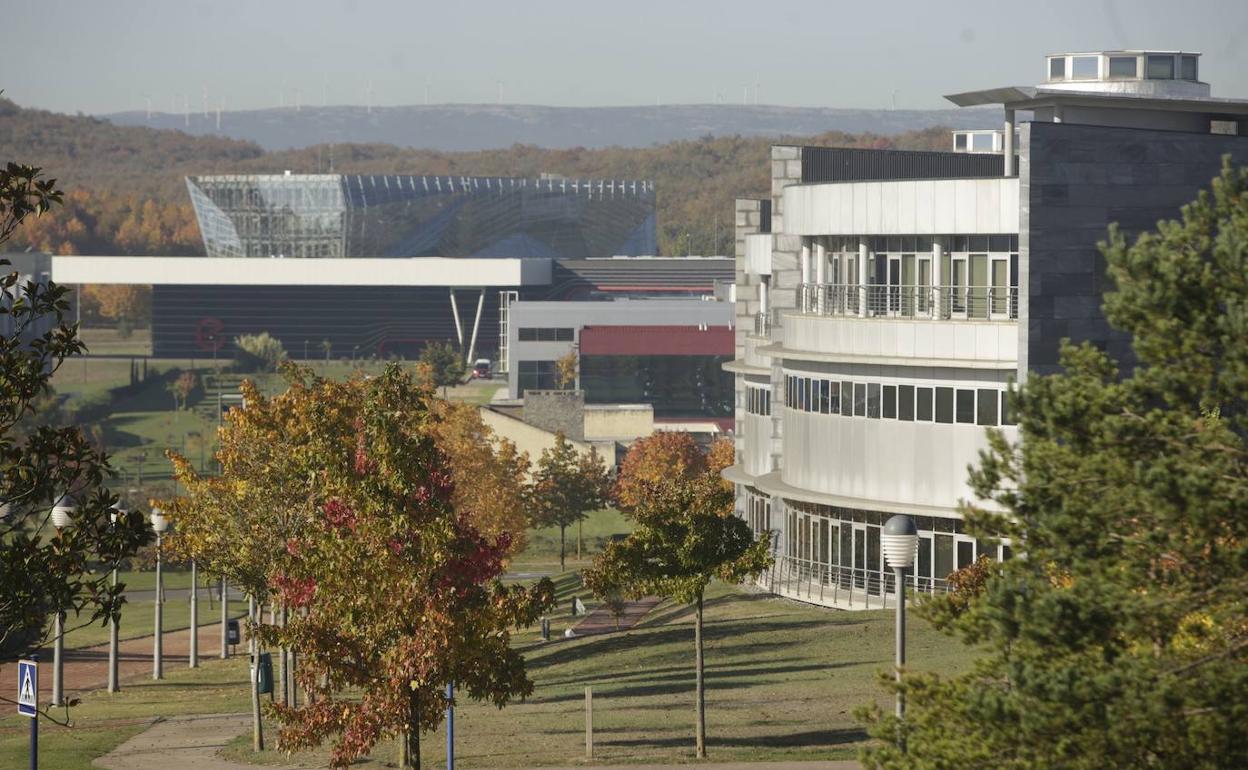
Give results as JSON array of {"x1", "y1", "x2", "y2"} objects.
[{"x1": 17, "y1": 659, "x2": 37, "y2": 717}]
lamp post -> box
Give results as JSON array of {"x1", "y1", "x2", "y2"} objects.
[
  {"x1": 50, "y1": 494, "x2": 76, "y2": 707},
  {"x1": 881, "y1": 514, "x2": 919, "y2": 729},
  {"x1": 108, "y1": 503, "x2": 126, "y2": 693},
  {"x1": 220, "y1": 575, "x2": 229, "y2": 659},
  {"x1": 151, "y1": 507, "x2": 169, "y2": 680},
  {"x1": 189, "y1": 557, "x2": 199, "y2": 668}
]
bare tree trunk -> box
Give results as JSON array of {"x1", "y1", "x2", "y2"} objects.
[
  {"x1": 278, "y1": 604, "x2": 287, "y2": 705},
  {"x1": 402, "y1": 687, "x2": 421, "y2": 770},
  {"x1": 695, "y1": 592, "x2": 706, "y2": 758},
  {"x1": 249, "y1": 595, "x2": 264, "y2": 752},
  {"x1": 559, "y1": 525, "x2": 566, "y2": 572}
]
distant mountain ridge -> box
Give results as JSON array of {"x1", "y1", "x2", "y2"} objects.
[{"x1": 104, "y1": 103, "x2": 1000, "y2": 152}]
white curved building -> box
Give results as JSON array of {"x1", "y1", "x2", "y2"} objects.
[{"x1": 726, "y1": 50, "x2": 1248, "y2": 609}]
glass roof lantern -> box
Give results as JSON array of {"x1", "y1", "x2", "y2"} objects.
[{"x1": 1042, "y1": 51, "x2": 1209, "y2": 98}]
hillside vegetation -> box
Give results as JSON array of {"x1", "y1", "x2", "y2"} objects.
[{"x1": 1, "y1": 98, "x2": 951, "y2": 256}]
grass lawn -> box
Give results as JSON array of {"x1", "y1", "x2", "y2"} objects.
[
  {"x1": 221, "y1": 581, "x2": 972, "y2": 768},
  {"x1": 517, "y1": 508, "x2": 632, "y2": 572},
  {"x1": 58, "y1": 592, "x2": 245, "y2": 651},
  {"x1": 0, "y1": 655, "x2": 254, "y2": 770}
]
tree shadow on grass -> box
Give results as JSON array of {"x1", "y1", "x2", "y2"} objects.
[{"x1": 596, "y1": 727, "x2": 869, "y2": 749}]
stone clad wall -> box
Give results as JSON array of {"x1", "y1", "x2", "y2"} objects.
[{"x1": 1021, "y1": 122, "x2": 1248, "y2": 375}]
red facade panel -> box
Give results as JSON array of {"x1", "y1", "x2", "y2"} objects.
[{"x1": 578, "y1": 325, "x2": 734, "y2": 356}]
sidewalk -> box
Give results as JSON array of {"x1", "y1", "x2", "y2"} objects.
[
  {"x1": 93, "y1": 713, "x2": 291, "y2": 770},
  {"x1": 571, "y1": 596, "x2": 662, "y2": 636},
  {"x1": 0, "y1": 618, "x2": 247, "y2": 699}
]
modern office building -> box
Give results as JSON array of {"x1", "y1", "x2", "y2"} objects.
[
  {"x1": 505, "y1": 295, "x2": 734, "y2": 423},
  {"x1": 725, "y1": 49, "x2": 1248, "y2": 609}
]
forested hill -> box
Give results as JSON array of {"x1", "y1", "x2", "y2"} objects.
[
  {"x1": 1, "y1": 98, "x2": 952, "y2": 256},
  {"x1": 103, "y1": 102, "x2": 998, "y2": 152}
]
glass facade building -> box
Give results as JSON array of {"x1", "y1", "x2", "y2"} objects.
[{"x1": 186, "y1": 174, "x2": 657, "y2": 259}]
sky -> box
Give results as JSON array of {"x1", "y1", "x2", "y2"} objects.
[{"x1": 6, "y1": 0, "x2": 1248, "y2": 115}]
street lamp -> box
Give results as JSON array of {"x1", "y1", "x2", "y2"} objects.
[
  {"x1": 50, "y1": 494, "x2": 76, "y2": 707},
  {"x1": 108, "y1": 503, "x2": 126, "y2": 693},
  {"x1": 151, "y1": 507, "x2": 169, "y2": 680},
  {"x1": 882, "y1": 514, "x2": 919, "y2": 726}
]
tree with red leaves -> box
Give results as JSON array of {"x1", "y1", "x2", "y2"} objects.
[{"x1": 172, "y1": 364, "x2": 553, "y2": 769}]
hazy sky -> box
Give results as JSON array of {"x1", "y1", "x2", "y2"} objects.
[{"x1": 7, "y1": 0, "x2": 1248, "y2": 115}]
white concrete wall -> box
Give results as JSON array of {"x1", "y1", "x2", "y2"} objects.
[
  {"x1": 783, "y1": 178, "x2": 1020, "y2": 236},
  {"x1": 744, "y1": 233, "x2": 773, "y2": 276},
  {"x1": 780, "y1": 407, "x2": 1016, "y2": 512},
  {"x1": 744, "y1": 335, "x2": 773, "y2": 368},
  {"x1": 743, "y1": 411, "x2": 773, "y2": 477},
  {"x1": 782, "y1": 314, "x2": 1018, "y2": 366}
]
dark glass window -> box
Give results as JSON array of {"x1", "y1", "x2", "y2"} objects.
[
  {"x1": 976, "y1": 389, "x2": 998, "y2": 426},
  {"x1": 797, "y1": 378, "x2": 808, "y2": 411},
  {"x1": 1049, "y1": 57, "x2": 1066, "y2": 80},
  {"x1": 1147, "y1": 54, "x2": 1174, "y2": 80},
  {"x1": 867, "y1": 383, "x2": 881, "y2": 418},
  {"x1": 867, "y1": 526, "x2": 881, "y2": 575},
  {"x1": 1108, "y1": 56, "x2": 1137, "y2": 79},
  {"x1": 854, "y1": 383, "x2": 867, "y2": 417},
  {"x1": 828, "y1": 381, "x2": 840, "y2": 414},
  {"x1": 935, "y1": 387, "x2": 954, "y2": 423},
  {"x1": 934, "y1": 534, "x2": 954, "y2": 579},
  {"x1": 518, "y1": 327, "x2": 575, "y2": 342},
  {"x1": 956, "y1": 389, "x2": 976, "y2": 424},
  {"x1": 841, "y1": 380, "x2": 854, "y2": 416},
  {"x1": 1001, "y1": 389, "x2": 1017, "y2": 425},
  {"x1": 898, "y1": 385, "x2": 914, "y2": 421},
  {"x1": 917, "y1": 387, "x2": 933, "y2": 421},
  {"x1": 580, "y1": 354, "x2": 733, "y2": 418},
  {"x1": 883, "y1": 385, "x2": 897, "y2": 419},
  {"x1": 957, "y1": 540, "x2": 975, "y2": 570},
  {"x1": 1071, "y1": 55, "x2": 1099, "y2": 79},
  {"x1": 519, "y1": 328, "x2": 537, "y2": 341},
  {"x1": 988, "y1": 234, "x2": 1012, "y2": 252},
  {"x1": 517, "y1": 360, "x2": 559, "y2": 395},
  {"x1": 1181, "y1": 55, "x2": 1198, "y2": 81},
  {"x1": 819, "y1": 380, "x2": 831, "y2": 414}
]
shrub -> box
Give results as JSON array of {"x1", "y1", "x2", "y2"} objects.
[{"x1": 234, "y1": 332, "x2": 287, "y2": 372}]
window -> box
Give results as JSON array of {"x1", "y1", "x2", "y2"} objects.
[
  {"x1": 898, "y1": 385, "x2": 914, "y2": 421},
  {"x1": 977, "y1": 389, "x2": 998, "y2": 426},
  {"x1": 883, "y1": 385, "x2": 897, "y2": 419},
  {"x1": 841, "y1": 380, "x2": 854, "y2": 416},
  {"x1": 1108, "y1": 56, "x2": 1137, "y2": 79},
  {"x1": 1049, "y1": 56, "x2": 1066, "y2": 81},
  {"x1": 1147, "y1": 54, "x2": 1175, "y2": 80},
  {"x1": 957, "y1": 540, "x2": 975, "y2": 570},
  {"x1": 798, "y1": 378, "x2": 808, "y2": 411},
  {"x1": 935, "y1": 387, "x2": 954, "y2": 424},
  {"x1": 934, "y1": 534, "x2": 954, "y2": 579},
  {"x1": 1071, "y1": 55, "x2": 1099, "y2": 80},
  {"x1": 867, "y1": 383, "x2": 881, "y2": 418},
  {"x1": 854, "y1": 383, "x2": 867, "y2": 417},
  {"x1": 955, "y1": 389, "x2": 976, "y2": 424},
  {"x1": 1181, "y1": 54, "x2": 1198, "y2": 81},
  {"x1": 1001, "y1": 389, "x2": 1017, "y2": 426},
  {"x1": 971, "y1": 133, "x2": 995, "y2": 152},
  {"x1": 828, "y1": 381, "x2": 840, "y2": 414},
  {"x1": 917, "y1": 387, "x2": 934, "y2": 422},
  {"x1": 954, "y1": 132, "x2": 967, "y2": 150},
  {"x1": 517, "y1": 360, "x2": 558, "y2": 395},
  {"x1": 518, "y1": 327, "x2": 574, "y2": 342},
  {"x1": 819, "y1": 380, "x2": 831, "y2": 414}
]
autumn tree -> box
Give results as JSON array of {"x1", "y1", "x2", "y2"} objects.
[
  {"x1": 585, "y1": 434, "x2": 770, "y2": 758},
  {"x1": 613, "y1": 431, "x2": 709, "y2": 510},
  {"x1": 234, "y1": 332, "x2": 287, "y2": 373},
  {"x1": 230, "y1": 366, "x2": 553, "y2": 769},
  {"x1": 858, "y1": 160, "x2": 1248, "y2": 770},
  {"x1": 417, "y1": 340, "x2": 464, "y2": 396},
  {"x1": 81, "y1": 284, "x2": 150, "y2": 335},
  {"x1": 166, "y1": 370, "x2": 197, "y2": 411},
  {"x1": 555, "y1": 349, "x2": 578, "y2": 390},
  {"x1": 1, "y1": 161, "x2": 153, "y2": 663},
  {"x1": 530, "y1": 433, "x2": 610, "y2": 571},
  {"x1": 427, "y1": 399, "x2": 530, "y2": 553}
]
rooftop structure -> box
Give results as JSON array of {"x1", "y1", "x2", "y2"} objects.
[{"x1": 187, "y1": 173, "x2": 657, "y2": 259}]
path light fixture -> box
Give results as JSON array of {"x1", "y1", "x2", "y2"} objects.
[
  {"x1": 108, "y1": 503, "x2": 127, "y2": 692},
  {"x1": 881, "y1": 514, "x2": 919, "y2": 730},
  {"x1": 151, "y1": 507, "x2": 169, "y2": 680},
  {"x1": 50, "y1": 494, "x2": 76, "y2": 706}
]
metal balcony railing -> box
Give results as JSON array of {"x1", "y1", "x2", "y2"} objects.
[
  {"x1": 797, "y1": 283, "x2": 1019, "y2": 321},
  {"x1": 755, "y1": 553, "x2": 952, "y2": 609},
  {"x1": 753, "y1": 311, "x2": 771, "y2": 336}
]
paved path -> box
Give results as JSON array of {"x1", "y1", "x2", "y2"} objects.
[
  {"x1": 0, "y1": 618, "x2": 247, "y2": 698},
  {"x1": 92, "y1": 713, "x2": 291, "y2": 770},
  {"x1": 571, "y1": 596, "x2": 662, "y2": 636}
]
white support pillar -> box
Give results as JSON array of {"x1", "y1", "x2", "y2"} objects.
[
  {"x1": 932, "y1": 238, "x2": 945, "y2": 319},
  {"x1": 1003, "y1": 108, "x2": 1016, "y2": 177},
  {"x1": 466, "y1": 289, "x2": 485, "y2": 365},
  {"x1": 449, "y1": 289, "x2": 464, "y2": 349},
  {"x1": 857, "y1": 239, "x2": 869, "y2": 318},
  {"x1": 758, "y1": 278, "x2": 768, "y2": 316},
  {"x1": 814, "y1": 239, "x2": 827, "y2": 313}
]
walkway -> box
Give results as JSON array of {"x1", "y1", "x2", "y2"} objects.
[
  {"x1": 0, "y1": 617, "x2": 246, "y2": 699},
  {"x1": 93, "y1": 713, "x2": 291, "y2": 770},
  {"x1": 571, "y1": 596, "x2": 662, "y2": 636}
]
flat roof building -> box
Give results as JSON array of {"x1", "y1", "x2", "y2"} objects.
[{"x1": 726, "y1": 49, "x2": 1248, "y2": 610}]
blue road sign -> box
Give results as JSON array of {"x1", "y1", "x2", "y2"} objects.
[{"x1": 17, "y1": 659, "x2": 37, "y2": 717}]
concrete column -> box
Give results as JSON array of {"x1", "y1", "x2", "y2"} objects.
[
  {"x1": 1003, "y1": 108, "x2": 1016, "y2": 177},
  {"x1": 798, "y1": 238, "x2": 811, "y2": 311},
  {"x1": 814, "y1": 239, "x2": 827, "y2": 314},
  {"x1": 758, "y1": 278, "x2": 768, "y2": 316},
  {"x1": 932, "y1": 238, "x2": 944, "y2": 319},
  {"x1": 857, "y1": 239, "x2": 869, "y2": 318}
]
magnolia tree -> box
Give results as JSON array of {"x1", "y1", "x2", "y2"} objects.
[
  {"x1": 173, "y1": 365, "x2": 552, "y2": 769},
  {"x1": 584, "y1": 434, "x2": 770, "y2": 758}
]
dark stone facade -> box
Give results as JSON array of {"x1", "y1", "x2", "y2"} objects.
[{"x1": 1020, "y1": 122, "x2": 1248, "y2": 375}]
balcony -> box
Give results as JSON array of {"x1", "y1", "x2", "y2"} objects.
[{"x1": 797, "y1": 283, "x2": 1018, "y2": 321}]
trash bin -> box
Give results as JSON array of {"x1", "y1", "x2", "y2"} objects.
[
  {"x1": 226, "y1": 619, "x2": 241, "y2": 646},
  {"x1": 255, "y1": 652, "x2": 274, "y2": 695}
]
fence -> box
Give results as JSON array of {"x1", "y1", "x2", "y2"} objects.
[{"x1": 797, "y1": 283, "x2": 1018, "y2": 321}]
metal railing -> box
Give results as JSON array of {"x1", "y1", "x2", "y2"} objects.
[
  {"x1": 798, "y1": 283, "x2": 1018, "y2": 321},
  {"x1": 756, "y1": 554, "x2": 951, "y2": 609},
  {"x1": 753, "y1": 311, "x2": 771, "y2": 336}
]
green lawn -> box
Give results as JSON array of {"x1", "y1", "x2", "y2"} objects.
[
  {"x1": 58, "y1": 594, "x2": 244, "y2": 652},
  {"x1": 0, "y1": 655, "x2": 254, "y2": 770},
  {"x1": 221, "y1": 581, "x2": 971, "y2": 768}
]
